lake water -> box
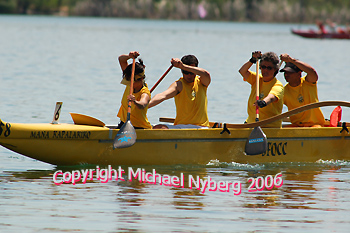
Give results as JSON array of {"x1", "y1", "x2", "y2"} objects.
[{"x1": 1, "y1": 15, "x2": 350, "y2": 232}]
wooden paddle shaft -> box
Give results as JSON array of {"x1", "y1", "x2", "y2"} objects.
[
  {"x1": 256, "y1": 59, "x2": 260, "y2": 121},
  {"x1": 229, "y1": 101, "x2": 350, "y2": 128},
  {"x1": 127, "y1": 58, "x2": 136, "y2": 116},
  {"x1": 150, "y1": 65, "x2": 173, "y2": 93}
]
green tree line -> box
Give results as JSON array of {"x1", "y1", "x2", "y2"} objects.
[{"x1": 1, "y1": 0, "x2": 350, "y2": 24}]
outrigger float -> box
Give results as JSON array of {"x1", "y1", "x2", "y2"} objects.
[{"x1": 0, "y1": 101, "x2": 350, "y2": 166}]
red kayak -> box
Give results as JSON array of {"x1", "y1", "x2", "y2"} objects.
[{"x1": 292, "y1": 29, "x2": 350, "y2": 39}]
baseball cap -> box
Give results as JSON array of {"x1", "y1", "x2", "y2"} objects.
[{"x1": 280, "y1": 62, "x2": 302, "y2": 73}]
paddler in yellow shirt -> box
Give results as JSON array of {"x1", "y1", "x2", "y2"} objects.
[
  {"x1": 149, "y1": 55, "x2": 211, "y2": 129},
  {"x1": 239, "y1": 51, "x2": 284, "y2": 128},
  {"x1": 280, "y1": 53, "x2": 325, "y2": 127},
  {"x1": 117, "y1": 51, "x2": 152, "y2": 129}
]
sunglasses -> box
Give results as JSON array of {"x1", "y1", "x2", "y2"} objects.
[
  {"x1": 182, "y1": 70, "x2": 194, "y2": 75},
  {"x1": 260, "y1": 65, "x2": 274, "y2": 70},
  {"x1": 134, "y1": 74, "x2": 145, "y2": 81}
]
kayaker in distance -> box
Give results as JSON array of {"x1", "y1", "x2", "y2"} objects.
[
  {"x1": 116, "y1": 51, "x2": 152, "y2": 129},
  {"x1": 280, "y1": 54, "x2": 325, "y2": 127},
  {"x1": 316, "y1": 20, "x2": 326, "y2": 34},
  {"x1": 239, "y1": 51, "x2": 284, "y2": 128},
  {"x1": 149, "y1": 55, "x2": 211, "y2": 129}
]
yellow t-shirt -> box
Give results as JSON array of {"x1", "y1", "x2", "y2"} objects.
[
  {"x1": 174, "y1": 77, "x2": 210, "y2": 127},
  {"x1": 284, "y1": 77, "x2": 325, "y2": 126},
  {"x1": 244, "y1": 71, "x2": 284, "y2": 128},
  {"x1": 117, "y1": 85, "x2": 152, "y2": 129}
]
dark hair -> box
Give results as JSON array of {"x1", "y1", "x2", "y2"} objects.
[
  {"x1": 123, "y1": 58, "x2": 145, "y2": 81},
  {"x1": 261, "y1": 52, "x2": 280, "y2": 76},
  {"x1": 181, "y1": 55, "x2": 199, "y2": 67}
]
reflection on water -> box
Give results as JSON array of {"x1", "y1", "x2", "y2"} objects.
[
  {"x1": 1, "y1": 161, "x2": 349, "y2": 232},
  {"x1": 172, "y1": 189, "x2": 205, "y2": 210}
]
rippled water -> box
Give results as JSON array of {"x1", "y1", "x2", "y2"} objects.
[{"x1": 1, "y1": 15, "x2": 350, "y2": 232}]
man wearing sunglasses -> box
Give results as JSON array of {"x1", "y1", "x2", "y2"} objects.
[
  {"x1": 280, "y1": 54, "x2": 325, "y2": 127},
  {"x1": 149, "y1": 55, "x2": 211, "y2": 129},
  {"x1": 239, "y1": 51, "x2": 284, "y2": 128}
]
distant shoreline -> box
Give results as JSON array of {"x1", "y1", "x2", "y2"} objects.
[{"x1": 1, "y1": 0, "x2": 350, "y2": 24}]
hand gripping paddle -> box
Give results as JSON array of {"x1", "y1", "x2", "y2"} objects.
[
  {"x1": 113, "y1": 58, "x2": 137, "y2": 149},
  {"x1": 245, "y1": 59, "x2": 268, "y2": 155}
]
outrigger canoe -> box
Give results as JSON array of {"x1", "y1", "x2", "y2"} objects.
[
  {"x1": 291, "y1": 29, "x2": 350, "y2": 39},
  {"x1": 0, "y1": 101, "x2": 350, "y2": 166}
]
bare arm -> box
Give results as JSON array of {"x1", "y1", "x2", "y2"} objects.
[
  {"x1": 263, "y1": 93, "x2": 278, "y2": 105},
  {"x1": 239, "y1": 61, "x2": 254, "y2": 80},
  {"x1": 148, "y1": 81, "x2": 181, "y2": 108},
  {"x1": 171, "y1": 58, "x2": 211, "y2": 87},
  {"x1": 186, "y1": 64, "x2": 211, "y2": 87},
  {"x1": 128, "y1": 93, "x2": 150, "y2": 109},
  {"x1": 254, "y1": 94, "x2": 278, "y2": 107},
  {"x1": 280, "y1": 53, "x2": 318, "y2": 83},
  {"x1": 118, "y1": 51, "x2": 139, "y2": 71},
  {"x1": 239, "y1": 51, "x2": 262, "y2": 80}
]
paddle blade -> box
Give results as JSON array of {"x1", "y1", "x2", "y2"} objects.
[
  {"x1": 113, "y1": 121, "x2": 137, "y2": 149},
  {"x1": 245, "y1": 126, "x2": 267, "y2": 155}
]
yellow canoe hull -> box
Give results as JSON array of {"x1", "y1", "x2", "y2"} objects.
[{"x1": 0, "y1": 119, "x2": 349, "y2": 166}]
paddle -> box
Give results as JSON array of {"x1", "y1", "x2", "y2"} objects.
[
  {"x1": 245, "y1": 59, "x2": 268, "y2": 155},
  {"x1": 150, "y1": 65, "x2": 173, "y2": 93},
  {"x1": 70, "y1": 113, "x2": 105, "y2": 127},
  {"x1": 159, "y1": 101, "x2": 350, "y2": 128},
  {"x1": 113, "y1": 58, "x2": 137, "y2": 149}
]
